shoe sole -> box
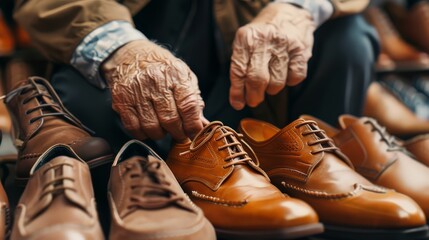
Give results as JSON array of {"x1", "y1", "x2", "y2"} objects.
[
  {"x1": 216, "y1": 223, "x2": 324, "y2": 240},
  {"x1": 320, "y1": 224, "x2": 429, "y2": 240},
  {"x1": 14, "y1": 154, "x2": 114, "y2": 187}
]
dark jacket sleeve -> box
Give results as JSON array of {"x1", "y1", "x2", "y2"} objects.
[{"x1": 14, "y1": 0, "x2": 135, "y2": 63}]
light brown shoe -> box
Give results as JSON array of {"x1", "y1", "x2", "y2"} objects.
[
  {"x1": 302, "y1": 115, "x2": 429, "y2": 222},
  {"x1": 167, "y1": 121, "x2": 323, "y2": 240},
  {"x1": 11, "y1": 144, "x2": 104, "y2": 240},
  {"x1": 240, "y1": 118, "x2": 428, "y2": 240},
  {"x1": 5, "y1": 77, "x2": 113, "y2": 186},
  {"x1": 108, "y1": 140, "x2": 215, "y2": 240},
  {"x1": 365, "y1": 7, "x2": 429, "y2": 71}
]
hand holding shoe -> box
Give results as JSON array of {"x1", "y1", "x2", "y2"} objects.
[
  {"x1": 102, "y1": 40, "x2": 207, "y2": 141},
  {"x1": 229, "y1": 3, "x2": 315, "y2": 110}
]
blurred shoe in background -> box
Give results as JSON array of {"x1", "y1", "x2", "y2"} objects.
[
  {"x1": 0, "y1": 12, "x2": 13, "y2": 57},
  {"x1": 363, "y1": 81, "x2": 429, "y2": 138},
  {"x1": 385, "y1": 1, "x2": 429, "y2": 54},
  {"x1": 365, "y1": 7, "x2": 429, "y2": 71}
]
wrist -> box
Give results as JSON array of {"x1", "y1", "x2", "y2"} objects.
[{"x1": 273, "y1": 0, "x2": 334, "y2": 27}]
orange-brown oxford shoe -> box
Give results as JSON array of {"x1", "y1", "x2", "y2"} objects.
[
  {"x1": 167, "y1": 121, "x2": 323, "y2": 240},
  {"x1": 240, "y1": 118, "x2": 428, "y2": 240},
  {"x1": 302, "y1": 115, "x2": 429, "y2": 223},
  {"x1": 108, "y1": 140, "x2": 215, "y2": 240}
]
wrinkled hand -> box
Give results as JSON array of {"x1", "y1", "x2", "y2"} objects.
[
  {"x1": 230, "y1": 3, "x2": 315, "y2": 110},
  {"x1": 102, "y1": 40, "x2": 207, "y2": 141}
]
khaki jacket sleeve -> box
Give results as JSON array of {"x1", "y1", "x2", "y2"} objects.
[{"x1": 14, "y1": 0, "x2": 134, "y2": 64}]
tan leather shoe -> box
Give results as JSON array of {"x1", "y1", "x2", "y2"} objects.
[
  {"x1": 385, "y1": 1, "x2": 429, "y2": 54},
  {"x1": 302, "y1": 115, "x2": 429, "y2": 222},
  {"x1": 403, "y1": 134, "x2": 429, "y2": 167},
  {"x1": 11, "y1": 144, "x2": 104, "y2": 240},
  {"x1": 108, "y1": 140, "x2": 215, "y2": 240},
  {"x1": 5, "y1": 77, "x2": 113, "y2": 186},
  {"x1": 240, "y1": 118, "x2": 428, "y2": 240},
  {"x1": 365, "y1": 7, "x2": 429, "y2": 71},
  {"x1": 167, "y1": 121, "x2": 323, "y2": 240}
]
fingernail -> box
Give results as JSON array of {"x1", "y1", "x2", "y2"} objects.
[{"x1": 231, "y1": 101, "x2": 245, "y2": 110}]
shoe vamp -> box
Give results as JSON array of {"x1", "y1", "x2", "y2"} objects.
[
  {"x1": 300, "y1": 154, "x2": 373, "y2": 194},
  {"x1": 122, "y1": 207, "x2": 198, "y2": 233},
  {"x1": 24, "y1": 195, "x2": 94, "y2": 234}
]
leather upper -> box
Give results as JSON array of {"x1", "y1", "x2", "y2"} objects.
[
  {"x1": 108, "y1": 140, "x2": 215, "y2": 240},
  {"x1": 304, "y1": 114, "x2": 429, "y2": 218},
  {"x1": 167, "y1": 122, "x2": 319, "y2": 231},
  {"x1": 240, "y1": 118, "x2": 426, "y2": 228},
  {"x1": 404, "y1": 134, "x2": 429, "y2": 167},
  {"x1": 5, "y1": 77, "x2": 113, "y2": 183},
  {"x1": 11, "y1": 145, "x2": 103, "y2": 240}
]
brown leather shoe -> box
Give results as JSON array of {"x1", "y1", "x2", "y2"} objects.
[
  {"x1": 108, "y1": 140, "x2": 215, "y2": 240},
  {"x1": 302, "y1": 115, "x2": 429, "y2": 222},
  {"x1": 5, "y1": 77, "x2": 113, "y2": 186},
  {"x1": 11, "y1": 144, "x2": 104, "y2": 240},
  {"x1": 240, "y1": 118, "x2": 428, "y2": 240},
  {"x1": 167, "y1": 121, "x2": 323, "y2": 240},
  {"x1": 365, "y1": 7, "x2": 429, "y2": 71},
  {"x1": 385, "y1": 1, "x2": 429, "y2": 54},
  {"x1": 403, "y1": 134, "x2": 429, "y2": 167}
]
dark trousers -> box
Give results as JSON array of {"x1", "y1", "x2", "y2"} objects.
[{"x1": 51, "y1": 14, "x2": 379, "y2": 155}]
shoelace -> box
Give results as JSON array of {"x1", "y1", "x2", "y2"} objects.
[
  {"x1": 40, "y1": 162, "x2": 77, "y2": 200},
  {"x1": 2, "y1": 77, "x2": 93, "y2": 134},
  {"x1": 364, "y1": 118, "x2": 410, "y2": 154},
  {"x1": 295, "y1": 120, "x2": 352, "y2": 165},
  {"x1": 125, "y1": 159, "x2": 184, "y2": 210},
  {"x1": 181, "y1": 121, "x2": 256, "y2": 169}
]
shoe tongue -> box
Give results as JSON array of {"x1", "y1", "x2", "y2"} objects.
[
  {"x1": 125, "y1": 157, "x2": 169, "y2": 199},
  {"x1": 338, "y1": 115, "x2": 361, "y2": 130}
]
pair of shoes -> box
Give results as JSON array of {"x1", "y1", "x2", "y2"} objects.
[
  {"x1": 364, "y1": 7, "x2": 429, "y2": 72},
  {"x1": 11, "y1": 140, "x2": 215, "y2": 240},
  {"x1": 238, "y1": 117, "x2": 428, "y2": 240},
  {"x1": 166, "y1": 120, "x2": 427, "y2": 240}
]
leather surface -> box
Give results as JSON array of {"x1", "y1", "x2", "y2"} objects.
[
  {"x1": 0, "y1": 181, "x2": 9, "y2": 240},
  {"x1": 5, "y1": 77, "x2": 113, "y2": 182},
  {"x1": 240, "y1": 118, "x2": 426, "y2": 229},
  {"x1": 304, "y1": 115, "x2": 429, "y2": 219},
  {"x1": 10, "y1": 145, "x2": 103, "y2": 240},
  {"x1": 167, "y1": 122, "x2": 319, "y2": 232},
  {"x1": 108, "y1": 140, "x2": 215, "y2": 240},
  {"x1": 404, "y1": 134, "x2": 429, "y2": 167}
]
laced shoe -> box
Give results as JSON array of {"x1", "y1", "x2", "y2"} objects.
[
  {"x1": 4, "y1": 76, "x2": 113, "y2": 186},
  {"x1": 303, "y1": 114, "x2": 429, "y2": 220},
  {"x1": 167, "y1": 121, "x2": 323, "y2": 240},
  {"x1": 10, "y1": 144, "x2": 104, "y2": 240},
  {"x1": 240, "y1": 118, "x2": 428, "y2": 240},
  {"x1": 108, "y1": 140, "x2": 215, "y2": 240}
]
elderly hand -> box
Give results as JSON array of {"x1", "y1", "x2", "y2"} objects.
[
  {"x1": 102, "y1": 40, "x2": 206, "y2": 141},
  {"x1": 230, "y1": 3, "x2": 315, "y2": 110}
]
